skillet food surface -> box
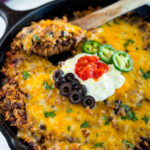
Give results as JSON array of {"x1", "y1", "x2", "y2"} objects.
[{"x1": 0, "y1": 8, "x2": 150, "y2": 150}]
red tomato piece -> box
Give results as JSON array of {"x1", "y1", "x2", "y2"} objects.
[{"x1": 75, "y1": 55, "x2": 109, "y2": 81}]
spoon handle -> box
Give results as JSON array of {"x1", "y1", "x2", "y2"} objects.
[{"x1": 71, "y1": 0, "x2": 150, "y2": 29}]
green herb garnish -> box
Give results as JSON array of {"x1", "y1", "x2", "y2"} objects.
[
  {"x1": 33, "y1": 35, "x2": 40, "y2": 42},
  {"x1": 122, "y1": 139, "x2": 134, "y2": 148},
  {"x1": 140, "y1": 68, "x2": 150, "y2": 79},
  {"x1": 43, "y1": 81, "x2": 53, "y2": 90},
  {"x1": 105, "y1": 120, "x2": 109, "y2": 125},
  {"x1": 127, "y1": 111, "x2": 138, "y2": 121},
  {"x1": 44, "y1": 111, "x2": 56, "y2": 118},
  {"x1": 141, "y1": 115, "x2": 149, "y2": 124},
  {"x1": 114, "y1": 20, "x2": 119, "y2": 24},
  {"x1": 121, "y1": 104, "x2": 138, "y2": 121},
  {"x1": 66, "y1": 108, "x2": 72, "y2": 113},
  {"x1": 120, "y1": 104, "x2": 131, "y2": 112},
  {"x1": 124, "y1": 39, "x2": 134, "y2": 48},
  {"x1": 67, "y1": 126, "x2": 71, "y2": 131},
  {"x1": 80, "y1": 121, "x2": 91, "y2": 128},
  {"x1": 102, "y1": 116, "x2": 107, "y2": 120},
  {"x1": 93, "y1": 143, "x2": 104, "y2": 148},
  {"x1": 123, "y1": 105, "x2": 130, "y2": 112},
  {"x1": 102, "y1": 115, "x2": 109, "y2": 126},
  {"x1": 22, "y1": 71, "x2": 31, "y2": 80},
  {"x1": 121, "y1": 111, "x2": 138, "y2": 122}
]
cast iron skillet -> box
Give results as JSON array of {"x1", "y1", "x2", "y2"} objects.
[{"x1": 0, "y1": 0, "x2": 150, "y2": 149}]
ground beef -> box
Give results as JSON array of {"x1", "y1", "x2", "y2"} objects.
[{"x1": 0, "y1": 78, "x2": 29, "y2": 129}]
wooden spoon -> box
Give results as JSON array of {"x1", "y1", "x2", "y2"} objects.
[{"x1": 71, "y1": 0, "x2": 150, "y2": 29}]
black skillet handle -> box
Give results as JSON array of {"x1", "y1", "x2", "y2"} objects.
[{"x1": 0, "y1": 2, "x2": 32, "y2": 35}]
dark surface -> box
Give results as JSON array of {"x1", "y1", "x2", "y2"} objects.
[
  {"x1": 0, "y1": 2, "x2": 32, "y2": 40},
  {"x1": 0, "y1": 0, "x2": 150, "y2": 149}
]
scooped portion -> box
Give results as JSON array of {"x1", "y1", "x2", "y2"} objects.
[
  {"x1": 61, "y1": 53, "x2": 125, "y2": 101},
  {"x1": 11, "y1": 18, "x2": 85, "y2": 56}
]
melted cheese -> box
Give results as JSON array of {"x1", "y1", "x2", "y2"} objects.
[
  {"x1": 20, "y1": 19, "x2": 85, "y2": 51},
  {"x1": 6, "y1": 19, "x2": 150, "y2": 149}
]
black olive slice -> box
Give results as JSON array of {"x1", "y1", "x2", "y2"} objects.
[
  {"x1": 53, "y1": 69, "x2": 64, "y2": 81},
  {"x1": 55, "y1": 77, "x2": 66, "y2": 88},
  {"x1": 82, "y1": 96, "x2": 96, "y2": 109},
  {"x1": 59, "y1": 82, "x2": 72, "y2": 96},
  {"x1": 75, "y1": 84, "x2": 87, "y2": 96},
  {"x1": 71, "y1": 78, "x2": 80, "y2": 88},
  {"x1": 69, "y1": 90, "x2": 82, "y2": 104},
  {"x1": 65, "y1": 73, "x2": 75, "y2": 82}
]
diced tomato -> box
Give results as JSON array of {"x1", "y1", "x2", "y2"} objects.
[{"x1": 75, "y1": 55, "x2": 109, "y2": 81}]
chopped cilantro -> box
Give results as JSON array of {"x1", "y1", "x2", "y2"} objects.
[
  {"x1": 44, "y1": 111, "x2": 56, "y2": 118},
  {"x1": 96, "y1": 133, "x2": 99, "y2": 137},
  {"x1": 123, "y1": 105, "x2": 130, "y2": 112},
  {"x1": 22, "y1": 71, "x2": 31, "y2": 80},
  {"x1": 140, "y1": 68, "x2": 150, "y2": 79},
  {"x1": 140, "y1": 68, "x2": 144, "y2": 73},
  {"x1": 136, "y1": 47, "x2": 139, "y2": 50},
  {"x1": 93, "y1": 143, "x2": 104, "y2": 148},
  {"x1": 121, "y1": 116, "x2": 126, "y2": 120},
  {"x1": 114, "y1": 20, "x2": 119, "y2": 24},
  {"x1": 43, "y1": 81, "x2": 53, "y2": 90},
  {"x1": 80, "y1": 121, "x2": 91, "y2": 128},
  {"x1": 120, "y1": 104, "x2": 138, "y2": 121},
  {"x1": 103, "y1": 116, "x2": 107, "y2": 120},
  {"x1": 33, "y1": 35, "x2": 40, "y2": 42},
  {"x1": 127, "y1": 111, "x2": 138, "y2": 121},
  {"x1": 141, "y1": 115, "x2": 149, "y2": 124},
  {"x1": 124, "y1": 39, "x2": 134, "y2": 48},
  {"x1": 121, "y1": 111, "x2": 138, "y2": 122},
  {"x1": 120, "y1": 104, "x2": 130, "y2": 112},
  {"x1": 102, "y1": 115, "x2": 109, "y2": 126},
  {"x1": 120, "y1": 103, "x2": 124, "y2": 107},
  {"x1": 122, "y1": 139, "x2": 134, "y2": 148},
  {"x1": 66, "y1": 108, "x2": 72, "y2": 113},
  {"x1": 67, "y1": 126, "x2": 71, "y2": 131},
  {"x1": 105, "y1": 120, "x2": 109, "y2": 125},
  {"x1": 49, "y1": 70, "x2": 52, "y2": 73}
]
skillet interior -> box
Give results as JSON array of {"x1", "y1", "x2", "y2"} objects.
[{"x1": 0, "y1": 0, "x2": 150, "y2": 149}]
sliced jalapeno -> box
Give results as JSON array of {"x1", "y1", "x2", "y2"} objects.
[
  {"x1": 98, "y1": 44, "x2": 116, "y2": 64},
  {"x1": 112, "y1": 51, "x2": 133, "y2": 72},
  {"x1": 83, "y1": 40, "x2": 101, "y2": 54}
]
